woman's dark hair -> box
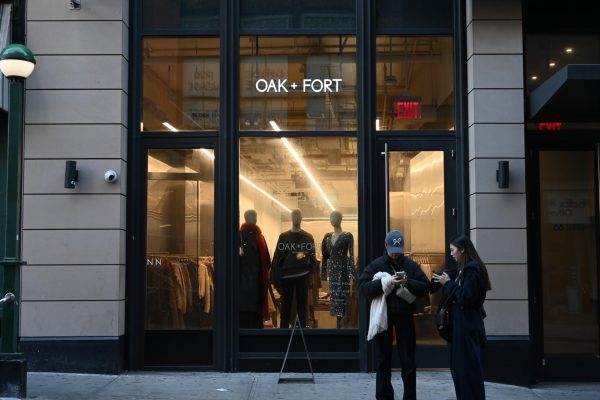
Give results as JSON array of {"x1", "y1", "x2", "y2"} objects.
[{"x1": 451, "y1": 234, "x2": 492, "y2": 291}]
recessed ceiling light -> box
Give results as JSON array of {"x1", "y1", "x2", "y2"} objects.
[
  {"x1": 549, "y1": 62, "x2": 556, "y2": 67},
  {"x1": 566, "y1": 48, "x2": 573, "y2": 53},
  {"x1": 531, "y1": 76, "x2": 538, "y2": 80}
]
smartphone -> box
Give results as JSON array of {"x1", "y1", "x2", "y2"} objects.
[{"x1": 395, "y1": 271, "x2": 406, "y2": 278}]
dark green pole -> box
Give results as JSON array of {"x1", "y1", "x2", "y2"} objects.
[
  {"x1": 0, "y1": 77, "x2": 26, "y2": 354},
  {"x1": 0, "y1": 43, "x2": 35, "y2": 398}
]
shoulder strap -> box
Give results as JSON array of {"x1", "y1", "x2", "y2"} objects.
[{"x1": 441, "y1": 284, "x2": 459, "y2": 307}]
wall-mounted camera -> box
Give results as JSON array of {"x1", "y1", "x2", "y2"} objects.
[
  {"x1": 104, "y1": 170, "x2": 118, "y2": 183},
  {"x1": 496, "y1": 161, "x2": 509, "y2": 189},
  {"x1": 69, "y1": 0, "x2": 81, "y2": 10},
  {"x1": 64, "y1": 160, "x2": 78, "y2": 189}
]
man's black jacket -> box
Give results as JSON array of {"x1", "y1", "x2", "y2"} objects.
[{"x1": 359, "y1": 252, "x2": 430, "y2": 315}]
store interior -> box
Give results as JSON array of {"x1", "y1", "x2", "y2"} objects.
[
  {"x1": 239, "y1": 137, "x2": 359, "y2": 329},
  {"x1": 141, "y1": 142, "x2": 446, "y2": 340}
]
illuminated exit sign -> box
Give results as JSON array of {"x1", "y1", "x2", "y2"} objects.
[
  {"x1": 537, "y1": 122, "x2": 562, "y2": 130},
  {"x1": 394, "y1": 96, "x2": 422, "y2": 120}
]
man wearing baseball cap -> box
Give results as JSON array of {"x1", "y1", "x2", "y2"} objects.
[{"x1": 359, "y1": 230, "x2": 430, "y2": 400}]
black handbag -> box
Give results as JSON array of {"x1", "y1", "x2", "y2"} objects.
[{"x1": 436, "y1": 287, "x2": 457, "y2": 342}]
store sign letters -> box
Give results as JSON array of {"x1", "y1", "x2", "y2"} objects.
[{"x1": 255, "y1": 78, "x2": 343, "y2": 93}]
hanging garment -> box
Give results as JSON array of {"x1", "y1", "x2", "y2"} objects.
[
  {"x1": 321, "y1": 231, "x2": 355, "y2": 318},
  {"x1": 367, "y1": 272, "x2": 394, "y2": 341}
]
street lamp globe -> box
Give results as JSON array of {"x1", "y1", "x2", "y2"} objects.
[{"x1": 0, "y1": 44, "x2": 36, "y2": 79}]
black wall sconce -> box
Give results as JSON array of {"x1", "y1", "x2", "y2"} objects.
[
  {"x1": 64, "y1": 160, "x2": 78, "y2": 189},
  {"x1": 496, "y1": 161, "x2": 509, "y2": 189}
]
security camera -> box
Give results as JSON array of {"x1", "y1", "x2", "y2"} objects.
[
  {"x1": 104, "y1": 170, "x2": 118, "y2": 183},
  {"x1": 70, "y1": 0, "x2": 81, "y2": 10}
]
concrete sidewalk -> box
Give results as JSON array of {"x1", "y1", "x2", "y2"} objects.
[{"x1": 6, "y1": 371, "x2": 598, "y2": 400}]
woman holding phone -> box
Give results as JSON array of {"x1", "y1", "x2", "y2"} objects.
[{"x1": 432, "y1": 234, "x2": 491, "y2": 400}]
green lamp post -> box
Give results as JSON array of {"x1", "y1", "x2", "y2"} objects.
[{"x1": 0, "y1": 43, "x2": 36, "y2": 398}]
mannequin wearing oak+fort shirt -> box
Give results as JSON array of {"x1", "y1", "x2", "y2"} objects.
[
  {"x1": 239, "y1": 209, "x2": 271, "y2": 328},
  {"x1": 271, "y1": 209, "x2": 317, "y2": 328}
]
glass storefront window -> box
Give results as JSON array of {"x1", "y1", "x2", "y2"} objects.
[
  {"x1": 376, "y1": 36, "x2": 454, "y2": 131},
  {"x1": 142, "y1": 38, "x2": 220, "y2": 133},
  {"x1": 388, "y1": 151, "x2": 446, "y2": 344},
  {"x1": 240, "y1": 0, "x2": 355, "y2": 31},
  {"x1": 145, "y1": 148, "x2": 215, "y2": 330},
  {"x1": 240, "y1": 36, "x2": 357, "y2": 131},
  {"x1": 143, "y1": 0, "x2": 219, "y2": 31},
  {"x1": 239, "y1": 137, "x2": 358, "y2": 329}
]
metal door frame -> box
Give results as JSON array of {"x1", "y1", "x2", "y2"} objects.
[
  {"x1": 527, "y1": 134, "x2": 600, "y2": 381},
  {"x1": 371, "y1": 137, "x2": 458, "y2": 368}
]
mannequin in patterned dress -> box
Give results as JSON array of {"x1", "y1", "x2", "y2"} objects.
[{"x1": 321, "y1": 211, "x2": 355, "y2": 328}]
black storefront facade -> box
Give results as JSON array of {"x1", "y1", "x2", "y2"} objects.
[
  {"x1": 127, "y1": 0, "x2": 470, "y2": 375},
  {"x1": 524, "y1": 3, "x2": 600, "y2": 381}
]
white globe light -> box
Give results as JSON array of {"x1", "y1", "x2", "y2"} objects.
[{"x1": 0, "y1": 59, "x2": 35, "y2": 79}]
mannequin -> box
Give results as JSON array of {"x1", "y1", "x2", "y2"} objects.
[
  {"x1": 239, "y1": 209, "x2": 271, "y2": 328},
  {"x1": 271, "y1": 208, "x2": 317, "y2": 328},
  {"x1": 321, "y1": 210, "x2": 354, "y2": 328}
]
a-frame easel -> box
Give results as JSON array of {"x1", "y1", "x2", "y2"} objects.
[{"x1": 277, "y1": 315, "x2": 315, "y2": 383}]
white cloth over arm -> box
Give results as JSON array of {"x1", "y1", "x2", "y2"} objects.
[{"x1": 367, "y1": 272, "x2": 394, "y2": 341}]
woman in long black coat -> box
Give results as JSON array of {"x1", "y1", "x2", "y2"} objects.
[{"x1": 433, "y1": 234, "x2": 491, "y2": 400}]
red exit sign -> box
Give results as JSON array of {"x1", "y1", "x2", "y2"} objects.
[
  {"x1": 537, "y1": 122, "x2": 562, "y2": 130},
  {"x1": 395, "y1": 101, "x2": 421, "y2": 120}
]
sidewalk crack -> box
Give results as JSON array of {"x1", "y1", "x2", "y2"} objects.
[
  {"x1": 86, "y1": 375, "x2": 120, "y2": 399},
  {"x1": 246, "y1": 374, "x2": 258, "y2": 400}
]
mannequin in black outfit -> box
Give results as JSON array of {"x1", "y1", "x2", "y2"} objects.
[
  {"x1": 239, "y1": 209, "x2": 270, "y2": 328},
  {"x1": 272, "y1": 209, "x2": 317, "y2": 328}
]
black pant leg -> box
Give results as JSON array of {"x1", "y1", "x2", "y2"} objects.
[
  {"x1": 280, "y1": 278, "x2": 295, "y2": 328},
  {"x1": 394, "y1": 314, "x2": 417, "y2": 400},
  {"x1": 295, "y1": 275, "x2": 309, "y2": 327},
  {"x1": 373, "y1": 324, "x2": 394, "y2": 400}
]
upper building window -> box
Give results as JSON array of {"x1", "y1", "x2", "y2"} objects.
[
  {"x1": 376, "y1": 0, "x2": 453, "y2": 33},
  {"x1": 240, "y1": 0, "x2": 355, "y2": 32},
  {"x1": 375, "y1": 36, "x2": 455, "y2": 131},
  {"x1": 240, "y1": 36, "x2": 357, "y2": 131},
  {"x1": 143, "y1": 0, "x2": 219, "y2": 31},
  {"x1": 142, "y1": 37, "x2": 220, "y2": 133}
]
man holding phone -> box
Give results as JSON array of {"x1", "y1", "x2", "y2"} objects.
[{"x1": 359, "y1": 231, "x2": 430, "y2": 400}]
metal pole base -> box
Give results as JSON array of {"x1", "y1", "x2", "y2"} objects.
[{"x1": 0, "y1": 353, "x2": 27, "y2": 398}]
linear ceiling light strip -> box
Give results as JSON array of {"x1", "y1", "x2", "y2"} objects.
[
  {"x1": 278, "y1": 133, "x2": 335, "y2": 212},
  {"x1": 199, "y1": 145, "x2": 291, "y2": 212}
]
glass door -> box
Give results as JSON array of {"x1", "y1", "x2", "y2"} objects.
[
  {"x1": 534, "y1": 146, "x2": 600, "y2": 379},
  {"x1": 144, "y1": 147, "x2": 215, "y2": 366},
  {"x1": 378, "y1": 140, "x2": 457, "y2": 366}
]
